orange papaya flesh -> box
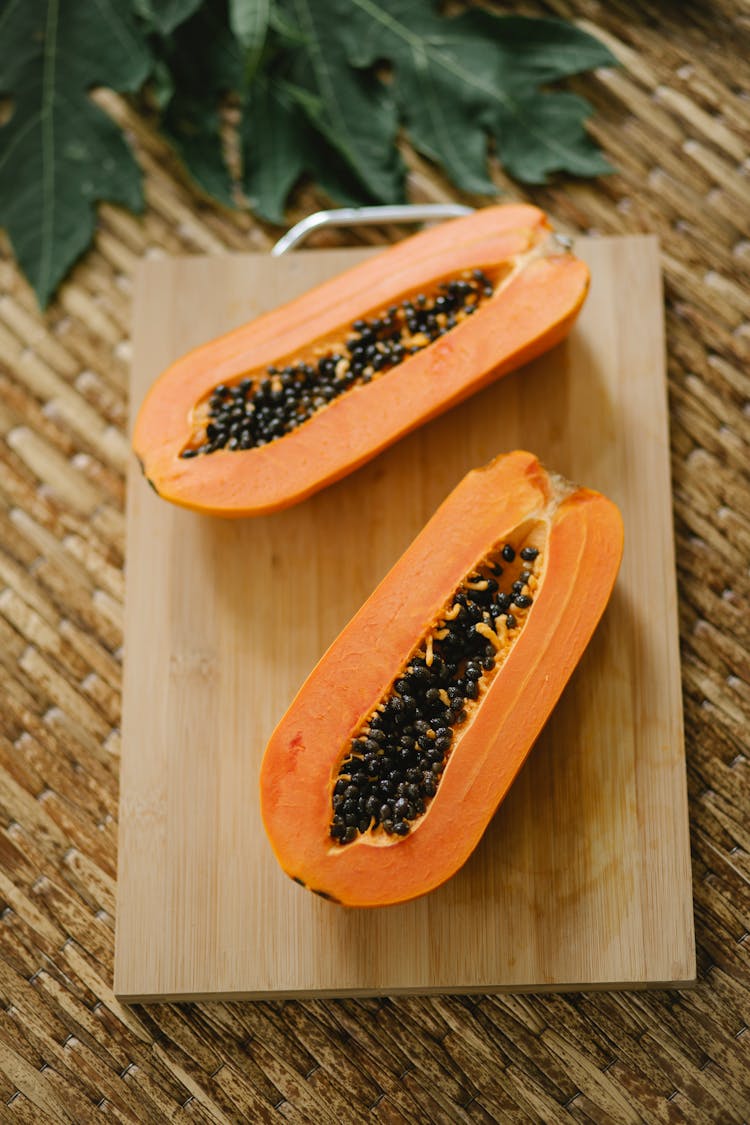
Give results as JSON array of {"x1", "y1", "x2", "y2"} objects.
[
  {"x1": 259, "y1": 451, "x2": 624, "y2": 907},
  {"x1": 132, "y1": 206, "x2": 589, "y2": 517}
]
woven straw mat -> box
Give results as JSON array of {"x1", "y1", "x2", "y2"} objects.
[{"x1": 0, "y1": 1, "x2": 749, "y2": 1121}]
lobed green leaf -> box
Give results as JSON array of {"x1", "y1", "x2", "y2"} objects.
[
  {"x1": 0, "y1": 0, "x2": 616, "y2": 305},
  {"x1": 0, "y1": 0, "x2": 151, "y2": 307}
]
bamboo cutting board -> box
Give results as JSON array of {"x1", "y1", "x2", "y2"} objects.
[{"x1": 116, "y1": 236, "x2": 695, "y2": 1002}]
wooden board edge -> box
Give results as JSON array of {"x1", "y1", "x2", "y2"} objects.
[
  {"x1": 635, "y1": 235, "x2": 695, "y2": 977},
  {"x1": 116, "y1": 977, "x2": 700, "y2": 1005}
]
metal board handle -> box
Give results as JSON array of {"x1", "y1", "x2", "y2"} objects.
[{"x1": 271, "y1": 204, "x2": 475, "y2": 256}]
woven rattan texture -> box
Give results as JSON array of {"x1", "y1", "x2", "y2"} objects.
[{"x1": 0, "y1": 0, "x2": 748, "y2": 1120}]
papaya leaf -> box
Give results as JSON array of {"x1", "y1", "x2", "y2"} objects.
[
  {"x1": 275, "y1": 0, "x2": 406, "y2": 204},
  {"x1": 0, "y1": 0, "x2": 616, "y2": 304},
  {"x1": 242, "y1": 75, "x2": 374, "y2": 224},
  {"x1": 133, "y1": 0, "x2": 204, "y2": 35},
  {"x1": 267, "y1": 5, "x2": 307, "y2": 46},
  {"x1": 255, "y1": 0, "x2": 614, "y2": 216},
  {"x1": 334, "y1": 0, "x2": 616, "y2": 190},
  {"x1": 0, "y1": 0, "x2": 151, "y2": 307},
  {"x1": 241, "y1": 76, "x2": 308, "y2": 224},
  {"x1": 157, "y1": 0, "x2": 243, "y2": 206},
  {"x1": 229, "y1": 0, "x2": 270, "y2": 83}
]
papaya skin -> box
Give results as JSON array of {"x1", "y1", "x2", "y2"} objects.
[
  {"x1": 132, "y1": 207, "x2": 589, "y2": 517},
  {"x1": 259, "y1": 451, "x2": 624, "y2": 908}
]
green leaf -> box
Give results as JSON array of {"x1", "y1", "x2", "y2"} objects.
[
  {"x1": 229, "y1": 0, "x2": 270, "y2": 82},
  {"x1": 0, "y1": 0, "x2": 616, "y2": 302},
  {"x1": 241, "y1": 76, "x2": 302, "y2": 223},
  {"x1": 133, "y1": 0, "x2": 204, "y2": 35},
  {"x1": 150, "y1": 58, "x2": 175, "y2": 110},
  {"x1": 329, "y1": 0, "x2": 616, "y2": 190},
  {"x1": 242, "y1": 75, "x2": 373, "y2": 223},
  {"x1": 493, "y1": 91, "x2": 614, "y2": 184},
  {"x1": 157, "y1": 0, "x2": 243, "y2": 206},
  {"x1": 267, "y1": 5, "x2": 307, "y2": 46},
  {"x1": 454, "y1": 14, "x2": 618, "y2": 91},
  {"x1": 0, "y1": 0, "x2": 151, "y2": 307},
  {"x1": 274, "y1": 0, "x2": 406, "y2": 203}
]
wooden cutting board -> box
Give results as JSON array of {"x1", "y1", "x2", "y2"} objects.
[{"x1": 116, "y1": 236, "x2": 695, "y2": 1002}]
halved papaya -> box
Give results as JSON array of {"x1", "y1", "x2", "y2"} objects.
[
  {"x1": 259, "y1": 451, "x2": 623, "y2": 907},
  {"x1": 133, "y1": 206, "x2": 589, "y2": 517}
]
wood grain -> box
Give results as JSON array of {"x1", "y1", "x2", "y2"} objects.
[{"x1": 116, "y1": 237, "x2": 695, "y2": 1002}]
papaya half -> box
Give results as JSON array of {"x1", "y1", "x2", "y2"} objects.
[
  {"x1": 133, "y1": 206, "x2": 589, "y2": 517},
  {"x1": 259, "y1": 451, "x2": 623, "y2": 907}
]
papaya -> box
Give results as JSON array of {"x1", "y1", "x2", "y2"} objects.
[
  {"x1": 132, "y1": 206, "x2": 589, "y2": 517},
  {"x1": 259, "y1": 451, "x2": 623, "y2": 907}
]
